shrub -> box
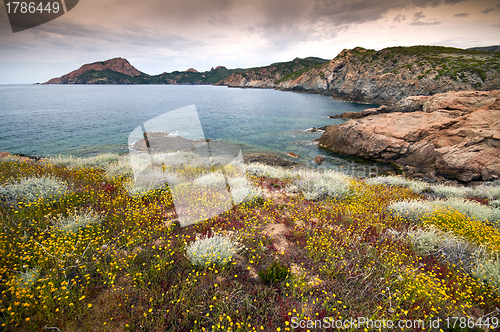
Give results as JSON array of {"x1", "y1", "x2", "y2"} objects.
[
  {"x1": 387, "y1": 200, "x2": 434, "y2": 223},
  {"x1": 471, "y1": 251, "x2": 500, "y2": 295},
  {"x1": 258, "y1": 261, "x2": 290, "y2": 284},
  {"x1": 407, "y1": 226, "x2": 443, "y2": 255},
  {"x1": 125, "y1": 168, "x2": 177, "y2": 197},
  {"x1": 0, "y1": 175, "x2": 69, "y2": 205},
  {"x1": 47, "y1": 153, "x2": 120, "y2": 169},
  {"x1": 366, "y1": 176, "x2": 430, "y2": 193},
  {"x1": 490, "y1": 200, "x2": 500, "y2": 208},
  {"x1": 230, "y1": 185, "x2": 263, "y2": 205},
  {"x1": 193, "y1": 172, "x2": 227, "y2": 188},
  {"x1": 296, "y1": 171, "x2": 351, "y2": 201},
  {"x1": 186, "y1": 233, "x2": 244, "y2": 267},
  {"x1": 430, "y1": 184, "x2": 470, "y2": 198},
  {"x1": 246, "y1": 163, "x2": 295, "y2": 180},
  {"x1": 54, "y1": 208, "x2": 101, "y2": 234},
  {"x1": 471, "y1": 184, "x2": 500, "y2": 201},
  {"x1": 430, "y1": 198, "x2": 500, "y2": 227},
  {"x1": 17, "y1": 267, "x2": 40, "y2": 288},
  {"x1": 104, "y1": 160, "x2": 133, "y2": 182},
  {"x1": 408, "y1": 226, "x2": 478, "y2": 272}
]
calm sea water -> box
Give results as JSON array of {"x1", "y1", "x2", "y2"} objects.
[{"x1": 0, "y1": 84, "x2": 380, "y2": 169}]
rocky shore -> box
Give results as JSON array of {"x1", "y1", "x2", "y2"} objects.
[{"x1": 318, "y1": 90, "x2": 500, "y2": 182}]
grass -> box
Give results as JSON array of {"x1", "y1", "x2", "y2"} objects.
[{"x1": 1, "y1": 155, "x2": 499, "y2": 331}]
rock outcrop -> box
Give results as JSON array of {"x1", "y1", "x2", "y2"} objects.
[
  {"x1": 44, "y1": 58, "x2": 144, "y2": 84},
  {"x1": 318, "y1": 90, "x2": 500, "y2": 182}
]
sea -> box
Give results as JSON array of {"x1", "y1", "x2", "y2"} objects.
[{"x1": 0, "y1": 84, "x2": 384, "y2": 172}]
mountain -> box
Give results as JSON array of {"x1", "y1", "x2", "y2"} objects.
[
  {"x1": 44, "y1": 58, "x2": 242, "y2": 85},
  {"x1": 215, "y1": 57, "x2": 329, "y2": 88},
  {"x1": 467, "y1": 46, "x2": 500, "y2": 53},
  {"x1": 44, "y1": 58, "x2": 145, "y2": 84},
  {"x1": 145, "y1": 66, "x2": 241, "y2": 85}
]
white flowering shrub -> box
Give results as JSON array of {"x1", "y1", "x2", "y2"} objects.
[
  {"x1": 193, "y1": 172, "x2": 227, "y2": 188},
  {"x1": 366, "y1": 176, "x2": 430, "y2": 194},
  {"x1": 471, "y1": 251, "x2": 500, "y2": 295},
  {"x1": 430, "y1": 184, "x2": 471, "y2": 198},
  {"x1": 104, "y1": 160, "x2": 133, "y2": 182},
  {"x1": 186, "y1": 233, "x2": 244, "y2": 267},
  {"x1": 408, "y1": 226, "x2": 478, "y2": 272},
  {"x1": 47, "y1": 153, "x2": 120, "y2": 169},
  {"x1": 125, "y1": 168, "x2": 178, "y2": 197},
  {"x1": 17, "y1": 267, "x2": 40, "y2": 288},
  {"x1": 387, "y1": 200, "x2": 435, "y2": 223},
  {"x1": 296, "y1": 171, "x2": 351, "y2": 201},
  {"x1": 470, "y1": 183, "x2": 500, "y2": 201},
  {"x1": 246, "y1": 163, "x2": 295, "y2": 180},
  {"x1": 0, "y1": 175, "x2": 69, "y2": 205},
  {"x1": 490, "y1": 200, "x2": 500, "y2": 209},
  {"x1": 407, "y1": 226, "x2": 443, "y2": 255},
  {"x1": 55, "y1": 208, "x2": 101, "y2": 234}
]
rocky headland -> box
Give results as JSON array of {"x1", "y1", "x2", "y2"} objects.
[
  {"x1": 318, "y1": 90, "x2": 500, "y2": 182},
  {"x1": 44, "y1": 58, "x2": 144, "y2": 84},
  {"x1": 276, "y1": 46, "x2": 500, "y2": 104}
]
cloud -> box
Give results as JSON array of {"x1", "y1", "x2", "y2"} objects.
[
  {"x1": 393, "y1": 14, "x2": 407, "y2": 22},
  {"x1": 413, "y1": 11, "x2": 426, "y2": 20},
  {"x1": 453, "y1": 13, "x2": 469, "y2": 17},
  {"x1": 481, "y1": 7, "x2": 494, "y2": 14},
  {"x1": 409, "y1": 10, "x2": 441, "y2": 25}
]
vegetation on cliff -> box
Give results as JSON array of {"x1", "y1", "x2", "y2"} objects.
[{"x1": 216, "y1": 57, "x2": 328, "y2": 87}]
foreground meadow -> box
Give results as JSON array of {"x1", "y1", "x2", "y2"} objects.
[{"x1": 0, "y1": 153, "x2": 500, "y2": 331}]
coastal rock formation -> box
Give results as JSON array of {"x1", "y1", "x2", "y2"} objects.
[
  {"x1": 279, "y1": 47, "x2": 500, "y2": 104},
  {"x1": 318, "y1": 90, "x2": 500, "y2": 182},
  {"x1": 44, "y1": 58, "x2": 143, "y2": 84},
  {"x1": 217, "y1": 46, "x2": 500, "y2": 104},
  {"x1": 216, "y1": 57, "x2": 328, "y2": 88}
]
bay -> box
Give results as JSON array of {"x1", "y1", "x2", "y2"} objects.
[{"x1": 0, "y1": 84, "x2": 381, "y2": 171}]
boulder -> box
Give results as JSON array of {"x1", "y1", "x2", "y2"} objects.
[
  {"x1": 314, "y1": 156, "x2": 326, "y2": 165},
  {"x1": 318, "y1": 90, "x2": 500, "y2": 182}
]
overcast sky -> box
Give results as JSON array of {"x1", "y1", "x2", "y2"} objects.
[{"x1": 0, "y1": 0, "x2": 499, "y2": 84}]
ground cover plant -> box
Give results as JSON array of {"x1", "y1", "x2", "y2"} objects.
[{"x1": 0, "y1": 154, "x2": 499, "y2": 331}]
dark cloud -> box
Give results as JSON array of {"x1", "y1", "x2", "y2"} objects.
[
  {"x1": 453, "y1": 12, "x2": 469, "y2": 17},
  {"x1": 393, "y1": 14, "x2": 407, "y2": 22},
  {"x1": 481, "y1": 7, "x2": 495, "y2": 14},
  {"x1": 409, "y1": 20, "x2": 442, "y2": 25},
  {"x1": 309, "y1": 0, "x2": 465, "y2": 27},
  {"x1": 413, "y1": 11, "x2": 427, "y2": 20},
  {"x1": 409, "y1": 11, "x2": 442, "y2": 25}
]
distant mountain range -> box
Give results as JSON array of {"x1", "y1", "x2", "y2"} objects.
[
  {"x1": 43, "y1": 57, "x2": 329, "y2": 85},
  {"x1": 44, "y1": 45, "x2": 500, "y2": 104}
]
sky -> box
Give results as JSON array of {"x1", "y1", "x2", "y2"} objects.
[{"x1": 0, "y1": 0, "x2": 499, "y2": 84}]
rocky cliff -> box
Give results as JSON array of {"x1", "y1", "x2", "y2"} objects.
[
  {"x1": 215, "y1": 46, "x2": 500, "y2": 104},
  {"x1": 215, "y1": 57, "x2": 328, "y2": 88},
  {"x1": 318, "y1": 90, "x2": 500, "y2": 182},
  {"x1": 279, "y1": 46, "x2": 500, "y2": 104},
  {"x1": 44, "y1": 58, "x2": 144, "y2": 84}
]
